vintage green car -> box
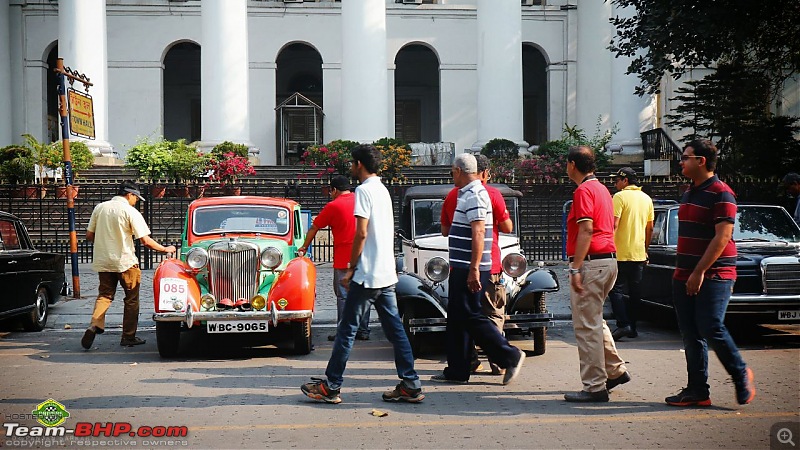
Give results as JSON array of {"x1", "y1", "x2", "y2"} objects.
[{"x1": 152, "y1": 196, "x2": 316, "y2": 357}]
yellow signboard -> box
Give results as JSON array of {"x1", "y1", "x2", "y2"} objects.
[{"x1": 67, "y1": 88, "x2": 95, "y2": 139}]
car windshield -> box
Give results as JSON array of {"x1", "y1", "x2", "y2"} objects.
[
  {"x1": 193, "y1": 205, "x2": 291, "y2": 236},
  {"x1": 412, "y1": 197, "x2": 519, "y2": 238},
  {"x1": 666, "y1": 206, "x2": 800, "y2": 245}
]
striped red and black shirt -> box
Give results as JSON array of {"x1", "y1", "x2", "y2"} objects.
[{"x1": 674, "y1": 175, "x2": 738, "y2": 281}]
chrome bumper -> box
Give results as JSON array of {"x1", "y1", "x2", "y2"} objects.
[
  {"x1": 153, "y1": 301, "x2": 312, "y2": 329},
  {"x1": 408, "y1": 313, "x2": 554, "y2": 334}
]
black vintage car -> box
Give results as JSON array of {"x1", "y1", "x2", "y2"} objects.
[
  {"x1": 642, "y1": 204, "x2": 800, "y2": 324},
  {"x1": 0, "y1": 211, "x2": 66, "y2": 330},
  {"x1": 395, "y1": 184, "x2": 559, "y2": 356}
]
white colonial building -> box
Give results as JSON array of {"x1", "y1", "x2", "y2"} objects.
[{"x1": 1, "y1": 0, "x2": 671, "y2": 166}]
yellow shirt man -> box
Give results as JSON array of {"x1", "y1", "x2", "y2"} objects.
[
  {"x1": 87, "y1": 196, "x2": 151, "y2": 273},
  {"x1": 613, "y1": 185, "x2": 654, "y2": 261}
]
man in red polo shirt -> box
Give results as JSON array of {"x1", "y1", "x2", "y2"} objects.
[
  {"x1": 564, "y1": 146, "x2": 629, "y2": 402},
  {"x1": 441, "y1": 154, "x2": 513, "y2": 375},
  {"x1": 298, "y1": 175, "x2": 371, "y2": 341}
]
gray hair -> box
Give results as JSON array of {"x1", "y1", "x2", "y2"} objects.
[{"x1": 453, "y1": 153, "x2": 478, "y2": 174}]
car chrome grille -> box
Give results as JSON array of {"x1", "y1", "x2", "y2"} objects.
[
  {"x1": 207, "y1": 241, "x2": 259, "y2": 301},
  {"x1": 763, "y1": 263, "x2": 800, "y2": 295}
]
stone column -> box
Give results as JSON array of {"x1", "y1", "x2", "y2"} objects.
[
  {"x1": 0, "y1": 2, "x2": 11, "y2": 146},
  {"x1": 473, "y1": 0, "x2": 525, "y2": 152},
  {"x1": 59, "y1": 0, "x2": 113, "y2": 156},
  {"x1": 610, "y1": 2, "x2": 655, "y2": 153},
  {"x1": 341, "y1": 0, "x2": 388, "y2": 142},
  {"x1": 576, "y1": 0, "x2": 612, "y2": 134},
  {"x1": 200, "y1": 0, "x2": 252, "y2": 152}
]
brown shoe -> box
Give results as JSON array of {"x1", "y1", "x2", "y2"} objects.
[
  {"x1": 120, "y1": 336, "x2": 146, "y2": 347},
  {"x1": 81, "y1": 329, "x2": 96, "y2": 349}
]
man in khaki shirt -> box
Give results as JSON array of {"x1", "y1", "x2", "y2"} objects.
[{"x1": 81, "y1": 181, "x2": 176, "y2": 349}]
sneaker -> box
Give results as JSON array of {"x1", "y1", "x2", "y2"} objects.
[
  {"x1": 606, "y1": 371, "x2": 631, "y2": 391},
  {"x1": 430, "y1": 373, "x2": 468, "y2": 384},
  {"x1": 502, "y1": 348, "x2": 526, "y2": 386},
  {"x1": 611, "y1": 326, "x2": 632, "y2": 341},
  {"x1": 119, "y1": 336, "x2": 146, "y2": 347},
  {"x1": 735, "y1": 367, "x2": 756, "y2": 405},
  {"x1": 301, "y1": 378, "x2": 342, "y2": 404},
  {"x1": 665, "y1": 387, "x2": 712, "y2": 407},
  {"x1": 382, "y1": 383, "x2": 425, "y2": 403},
  {"x1": 564, "y1": 390, "x2": 609, "y2": 402},
  {"x1": 81, "y1": 328, "x2": 96, "y2": 349}
]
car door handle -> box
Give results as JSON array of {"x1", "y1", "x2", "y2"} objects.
[
  {"x1": 7, "y1": 260, "x2": 17, "y2": 264},
  {"x1": 33, "y1": 257, "x2": 41, "y2": 261}
]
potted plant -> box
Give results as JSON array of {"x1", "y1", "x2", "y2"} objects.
[
  {"x1": 373, "y1": 137, "x2": 412, "y2": 183},
  {"x1": 167, "y1": 140, "x2": 209, "y2": 197},
  {"x1": 207, "y1": 151, "x2": 256, "y2": 195},
  {"x1": 125, "y1": 137, "x2": 173, "y2": 197},
  {"x1": 22, "y1": 134, "x2": 54, "y2": 197},
  {"x1": 0, "y1": 144, "x2": 36, "y2": 197},
  {"x1": 47, "y1": 140, "x2": 95, "y2": 198}
]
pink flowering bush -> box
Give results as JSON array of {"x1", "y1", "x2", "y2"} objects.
[
  {"x1": 301, "y1": 140, "x2": 358, "y2": 177},
  {"x1": 207, "y1": 152, "x2": 255, "y2": 186},
  {"x1": 515, "y1": 155, "x2": 565, "y2": 182}
]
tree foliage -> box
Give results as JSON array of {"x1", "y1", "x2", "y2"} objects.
[{"x1": 609, "y1": 0, "x2": 800, "y2": 99}]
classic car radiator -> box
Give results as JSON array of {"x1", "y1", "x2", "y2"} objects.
[
  {"x1": 208, "y1": 242, "x2": 259, "y2": 301},
  {"x1": 763, "y1": 263, "x2": 800, "y2": 295}
]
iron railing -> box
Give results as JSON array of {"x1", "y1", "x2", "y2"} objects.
[{"x1": 641, "y1": 128, "x2": 682, "y2": 172}]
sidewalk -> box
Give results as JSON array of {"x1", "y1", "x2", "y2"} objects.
[{"x1": 49, "y1": 262, "x2": 580, "y2": 332}]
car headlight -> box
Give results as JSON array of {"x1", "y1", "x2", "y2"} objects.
[
  {"x1": 260, "y1": 246, "x2": 283, "y2": 269},
  {"x1": 425, "y1": 257, "x2": 450, "y2": 283},
  {"x1": 251, "y1": 294, "x2": 267, "y2": 311},
  {"x1": 186, "y1": 247, "x2": 209, "y2": 269},
  {"x1": 502, "y1": 253, "x2": 527, "y2": 278}
]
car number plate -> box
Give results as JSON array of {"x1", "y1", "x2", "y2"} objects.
[
  {"x1": 206, "y1": 321, "x2": 269, "y2": 333},
  {"x1": 778, "y1": 310, "x2": 800, "y2": 321}
]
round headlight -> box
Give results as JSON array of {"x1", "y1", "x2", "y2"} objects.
[
  {"x1": 186, "y1": 247, "x2": 209, "y2": 269},
  {"x1": 502, "y1": 253, "x2": 527, "y2": 278},
  {"x1": 251, "y1": 294, "x2": 267, "y2": 311},
  {"x1": 425, "y1": 257, "x2": 450, "y2": 283},
  {"x1": 260, "y1": 247, "x2": 283, "y2": 269},
  {"x1": 200, "y1": 294, "x2": 216, "y2": 310}
]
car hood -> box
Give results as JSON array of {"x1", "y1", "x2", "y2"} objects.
[{"x1": 736, "y1": 241, "x2": 800, "y2": 256}]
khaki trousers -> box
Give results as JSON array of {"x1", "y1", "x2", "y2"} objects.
[
  {"x1": 569, "y1": 258, "x2": 627, "y2": 392},
  {"x1": 90, "y1": 266, "x2": 141, "y2": 339},
  {"x1": 481, "y1": 273, "x2": 506, "y2": 332}
]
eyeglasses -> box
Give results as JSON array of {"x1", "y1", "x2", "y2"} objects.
[{"x1": 680, "y1": 155, "x2": 704, "y2": 161}]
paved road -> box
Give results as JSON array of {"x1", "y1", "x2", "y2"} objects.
[{"x1": 0, "y1": 320, "x2": 797, "y2": 448}]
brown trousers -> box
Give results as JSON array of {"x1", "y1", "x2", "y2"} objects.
[
  {"x1": 569, "y1": 258, "x2": 627, "y2": 392},
  {"x1": 481, "y1": 273, "x2": 506, "y2": 332},
  {"x1": 90, "y1": 266, "x2": 141, "y2": 339}
]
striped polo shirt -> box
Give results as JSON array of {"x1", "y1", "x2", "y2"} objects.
[
  {"x1": 674, "y1": 175, "x2": 738, "y2": 281},
  {"x1": 448, "y1": 179, "x2": 493, "y2": 271}
]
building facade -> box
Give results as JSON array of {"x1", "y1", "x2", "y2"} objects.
[{"x1": 0, "y1": 0, "x2": 658, "y2": 165}]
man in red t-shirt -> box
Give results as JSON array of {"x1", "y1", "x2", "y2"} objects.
[
  {"x1": 441, "y1": 155, "x2": 513, "y2": 375},
  {"x1": 563, "y1": 146, "x2": 628, "y2": 403},
  {"x1": 298, "y1": 175, "x2": 371, "y2": 341}
]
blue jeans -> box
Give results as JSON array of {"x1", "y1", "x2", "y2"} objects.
[
  {"x1": 325, "y1": 282, "x2": 420, "y2": 390},
  {"x1": 672, "y1": 278, "x2": 747, "y2": 394},
  {"x1": 609, "y1": 261, "x2": 644, "y2": 330},
  {"x1": 333, "y1": 268, "x2": 370, "y2": 336}
]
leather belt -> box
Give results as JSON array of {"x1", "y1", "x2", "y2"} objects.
[{"x1": 568, "y1": 252, "x2": 616, "y2": 263}]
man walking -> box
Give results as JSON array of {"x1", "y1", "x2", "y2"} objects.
[
  {"x1": 564, "y1": 146, "x2": 629, "y2": 402},
  {"x1": 431, "y1": 153, "x2": 525, "y2": 385},
  {"x1": 81, "y1": 181, "x2": 176, "y2": 349},
  {"x1": 298, "y1": 175, "x2": 371, "y2": 341},
  {"x1": 609, "y1": 167, "x2": 654, "y2": 341},
  {"x1": 301, "y1": 145, "x2": 424, "y2": 404},
  {"x1": 441, "y1": 154, "x2": 513, "y2": 375},
  {"x1": 666, "y1": 139, "x2": 755, "y2": 407}
]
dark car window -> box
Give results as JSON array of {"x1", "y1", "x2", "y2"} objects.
[
  {"x1": 193, "y1": 206, "x2": 291, "y2": 236},
  {"x1": 413, "y1": 200, "x2": 442, "y2": 237},
  {"x1": 735, "y1": 206, "x2": 800, "y2": 242},
  {"x1": 667, "y1": 209, "x2": 679, "y2": 246},
  {"x1": 0, "y1": 219, "x2": 22, "y2": 250}
]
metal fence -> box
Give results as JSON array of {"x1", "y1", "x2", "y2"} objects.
[{"x1": 1, "y1": 174, "x2": 785, "y2": 268}]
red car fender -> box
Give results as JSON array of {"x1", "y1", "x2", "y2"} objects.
[
  {"x1": 153, "y1": 259, "x2": 201, "y2": 314},
  {"x1": 267, "y1": 257, "x2": 316, "y2": 315}
]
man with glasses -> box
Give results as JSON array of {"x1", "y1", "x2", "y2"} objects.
[
  {"x1": 298, "y1": 175, "x2": 371, "y2": 341},
  {"x1": 609, "y1": 167, "x2": 654, "y2": 341},
  {"x1": 666, "y1": 139, "x2": 755, "y2": 407}
]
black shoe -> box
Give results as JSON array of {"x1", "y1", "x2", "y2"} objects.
[
  {"x1": 611, "y1": 326, "x2": 632, "y2": 341},
  {"x1": 327, "y1": 334, "x2": 336, "y2": 341},
  {"x1": 606, "y1": 371, "x2": 631, "y2": 391},
  {"x1": 628, "y1": 329, "x2": 639, "y2": 338},
  {"x1": 665, "y1": 387, "x2": 712, "y2": 407},
  {"x1": 430, "y1": 373, "x2": 468, "y2": 384},
  {"x1": 355, "y1": 332, "x2": 370, "y2": 341},
  {"x1": 502, "y1": 349, "x2": 526, "y2": 386},
  {"x1": 564, "y1": 390, "x2": 609, "y2": 402},
  {"x1": 81, "y1": 328, "x2": 96, "y2": 349},
  {"x1": 120, "y1": 336, "x2": 146, "y2": 347}
]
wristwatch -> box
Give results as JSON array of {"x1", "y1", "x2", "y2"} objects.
[{"x1": 568, "y1": 267, "x2": 582, "y2": 275}]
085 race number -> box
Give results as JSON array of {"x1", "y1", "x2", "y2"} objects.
[{"x1": 158, "y1": 277, "x2": 188, "y2": 310}]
